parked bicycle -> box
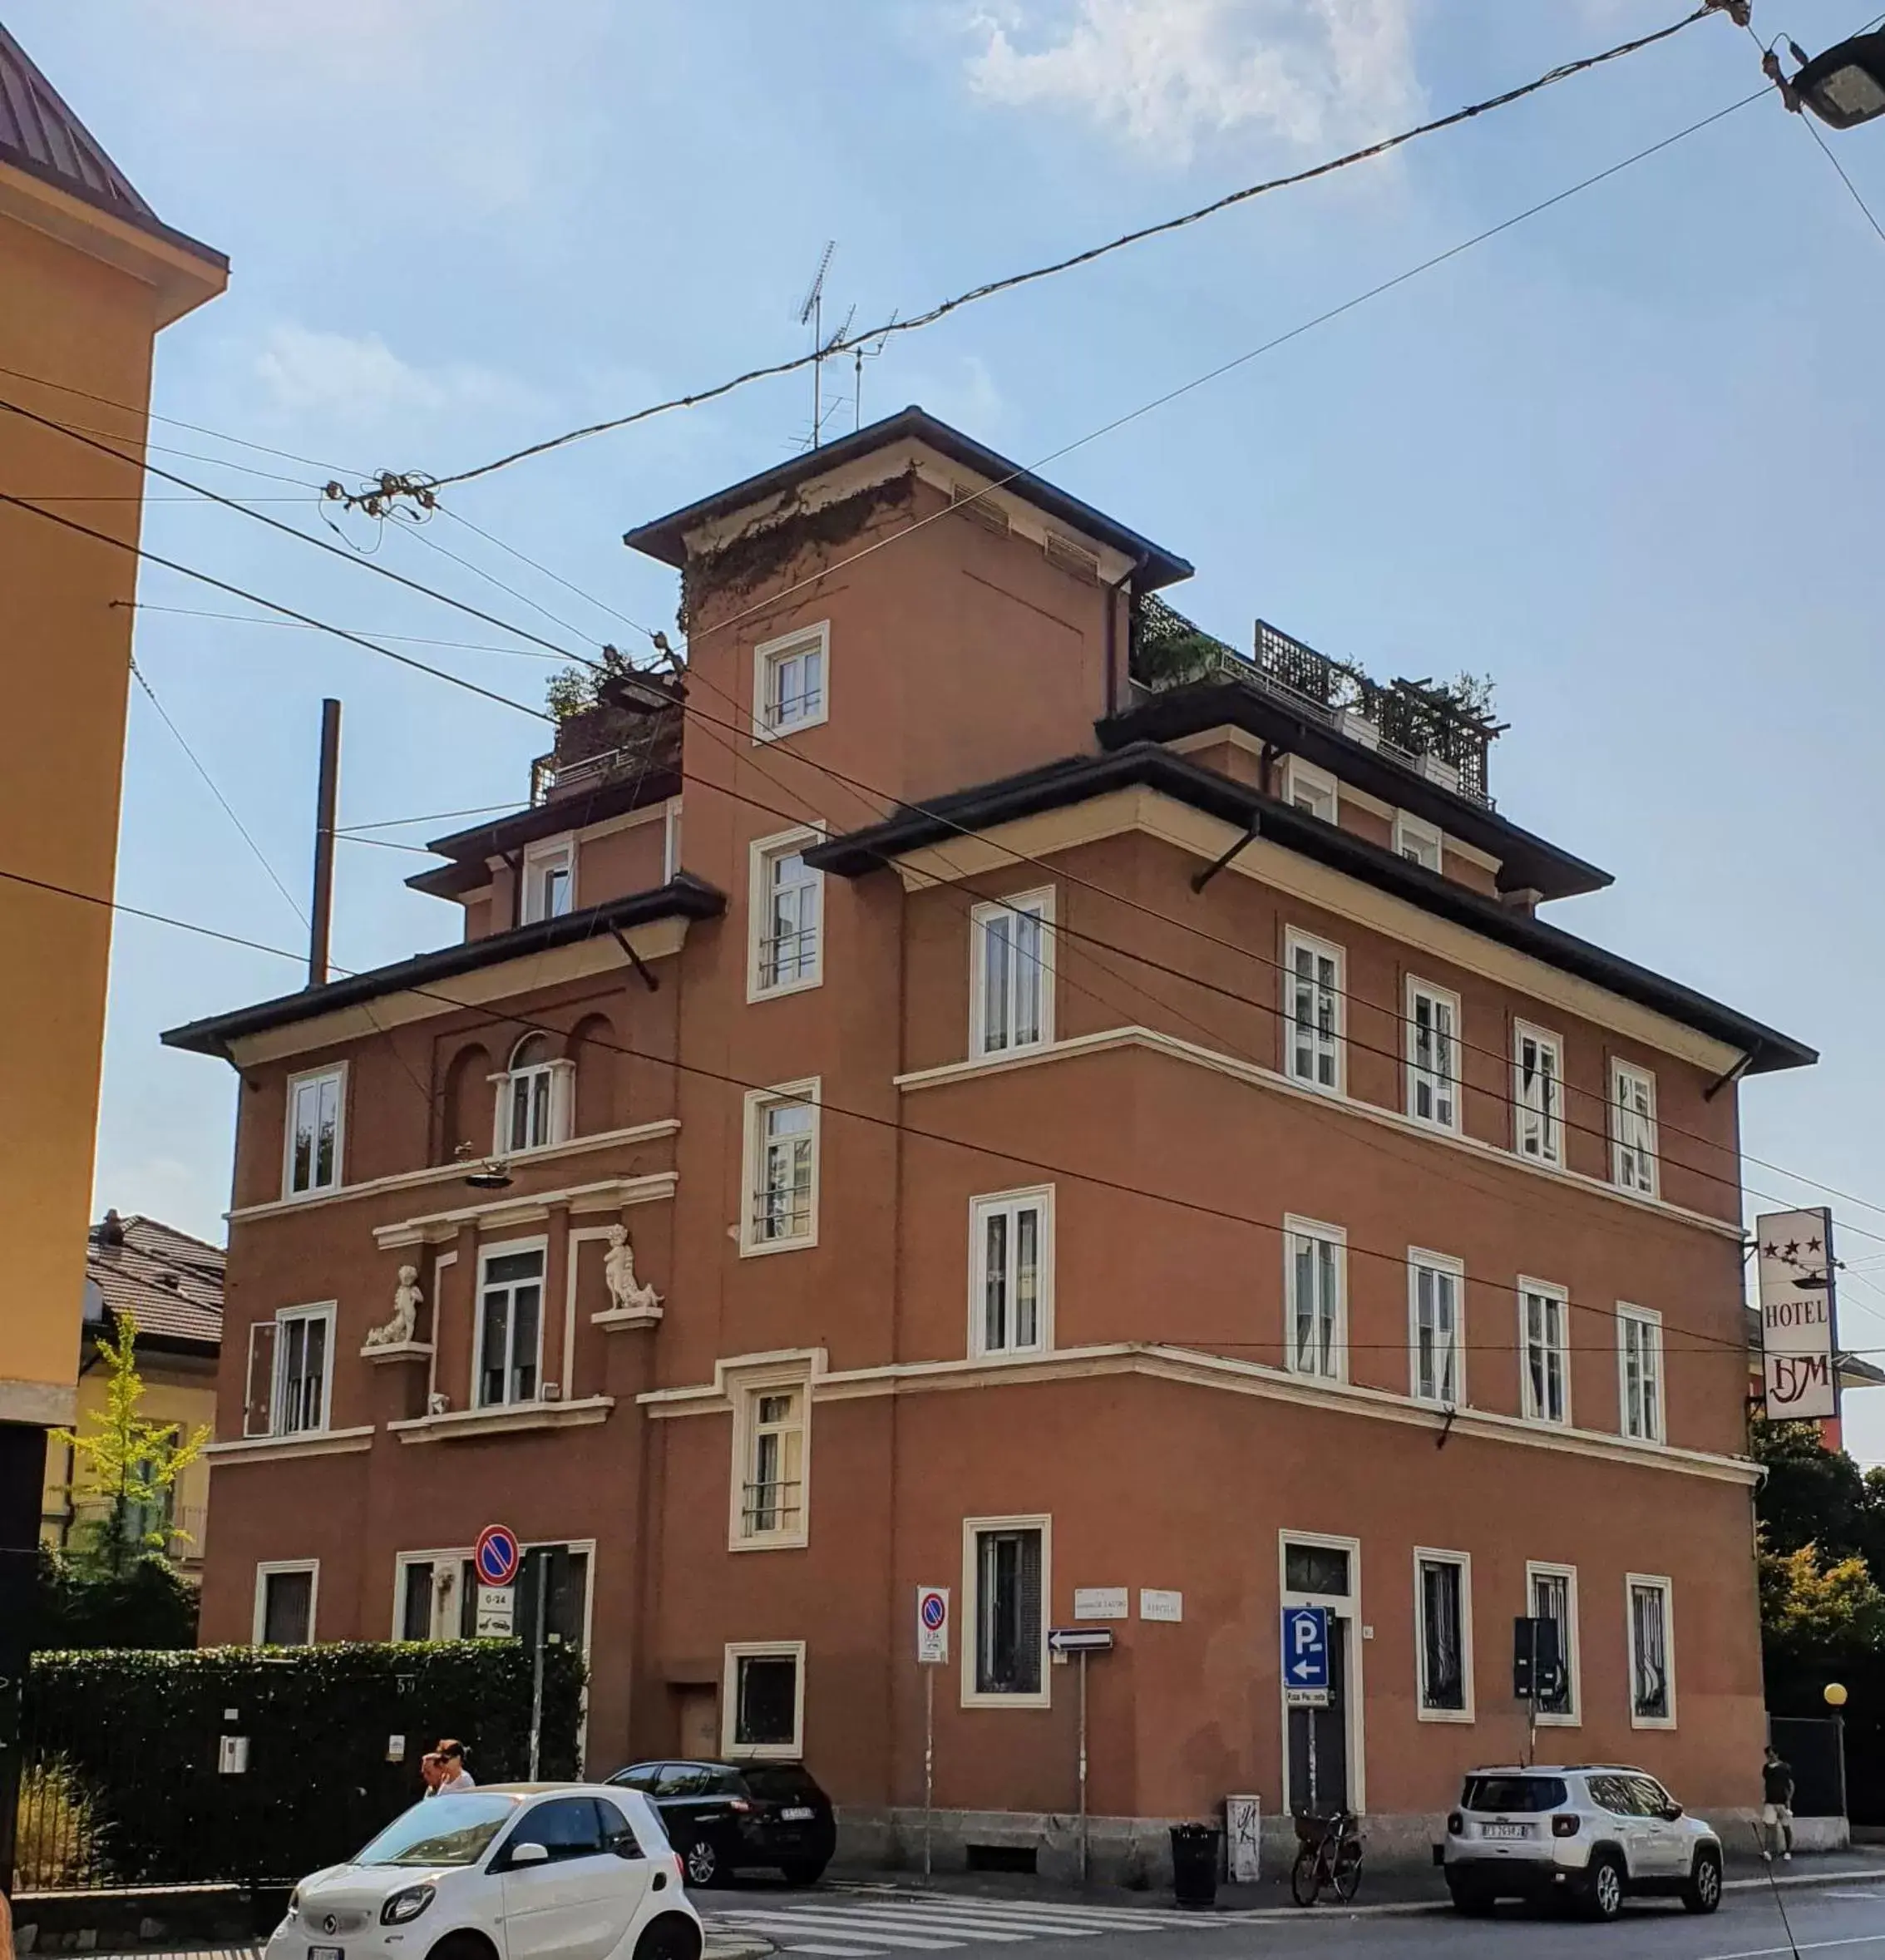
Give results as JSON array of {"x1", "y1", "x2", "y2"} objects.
[{"x1": 1290, "y1": 1809, "x2": 1363, "y2": 1906}]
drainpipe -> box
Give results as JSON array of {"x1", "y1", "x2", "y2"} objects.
[{"x1": 1103, "y1": 558, "x2": 1147, "y2": 722}]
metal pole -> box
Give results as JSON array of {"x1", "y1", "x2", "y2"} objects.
[
  {"x1": 308, "y1": 698, "x2": 340, "y2": 986},
  {"x1": 1307, "y1": 1703, "x2": 1319, "y2": 1816},
  {"x1": 923, "y1": 1667, "x2": 935, "y2": 1883},
  {"x1": 527, "y1": 1554, "x2": 547, "y2": 1781},
  {"x1": 1078, "y1": 1650, "x2": 1090, "y2": 1885},
  {"x1": 1838, "y1": 1712, "x2": 1849, "y2": 1827}
]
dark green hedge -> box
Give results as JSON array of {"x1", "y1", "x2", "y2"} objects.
[
  {"x1": 32, "y1": 1548, "x2": 199, "y2": 1650},
  {"x1": 23, "y1": 1642, "x2": 585, "y2": 1887}
]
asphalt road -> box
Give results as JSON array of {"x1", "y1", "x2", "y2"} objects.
[{"x1": 699, "y1": 1874, "x2": 1885, "y2": 1960}]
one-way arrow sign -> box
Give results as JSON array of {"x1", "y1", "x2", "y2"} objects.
[{"x1": 1282, "y1": 1604, "x2": 1330, "y2": 1706}]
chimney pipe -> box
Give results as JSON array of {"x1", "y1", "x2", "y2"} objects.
[{"x1": 308, "y1": 698, "x2": 341, "y2": 986}]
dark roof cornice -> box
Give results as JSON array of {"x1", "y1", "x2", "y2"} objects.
[
  {"x1": 804, "y1": 743, "x2": 1814, "y2": 1075},
  {"x1": 1101, "y1": 681, "x2": 1611, "y2": 901},
  {"x1": 624, "y1": 406, "x2": 1192, "y2": 592},
  {"x1": 161, "y1": 875, "x2": 725, "y2": 1057}
]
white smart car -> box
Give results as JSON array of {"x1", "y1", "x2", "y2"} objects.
[{"x1": 268, "y1": 1785, "x2": 703, "y2": 1960}]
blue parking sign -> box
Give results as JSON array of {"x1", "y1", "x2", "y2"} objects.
[{"x1": 1283, "y1": 1605, "x2": 1330, "y2": 1700}]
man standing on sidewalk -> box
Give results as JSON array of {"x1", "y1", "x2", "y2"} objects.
[{"x1": 1763, "y1": 1745, "x2": 1796, "y2": 1862}]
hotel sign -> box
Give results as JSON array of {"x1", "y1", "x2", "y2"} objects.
[{"x1": 1758, "y1": 1207, "x2": 1840, "y2": 1422}]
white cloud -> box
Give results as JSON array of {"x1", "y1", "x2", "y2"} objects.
[
  {"x1": 966, "y1": 0, "x2": 1420, "y2": 161},
  {"x1": 253, "y1": 324, "x2": 540, "y2": 426}
]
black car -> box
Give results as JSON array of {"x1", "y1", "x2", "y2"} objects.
[{"x1": 608, "y1": 1759, "x2": 836, "y2": 1888}]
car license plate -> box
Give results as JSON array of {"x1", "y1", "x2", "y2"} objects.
[
  {"x1": 309, "y1": 1946, "x2": 344, "y2": 1960},
  {"x1": 1483, "y1": 1824, "x2": 1527, "y2": 1841},
  {"x1": 781, "y1": 1806, "x2": 815, "y2": 1821}
]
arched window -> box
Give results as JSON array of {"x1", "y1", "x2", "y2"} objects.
[{"x1": 495, "y1": 1031, "x2": 572, "y2": 1156}]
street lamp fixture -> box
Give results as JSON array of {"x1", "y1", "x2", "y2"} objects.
[
  {"x1": 1773, "y1": 29, "x2": 1885, "y2": 130},
  {"x1": 1825, "y1": 1681, "x2": 1849, "y2": 1709}
]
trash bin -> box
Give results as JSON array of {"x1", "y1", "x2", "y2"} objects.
[{"x1": 1170, "y1": 1822, "x2": 1221, "y2": 1909}]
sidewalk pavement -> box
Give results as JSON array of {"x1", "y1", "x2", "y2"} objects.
[{"x1": 822, "y1": 1843, "x2": 1885, "y2": 1918}]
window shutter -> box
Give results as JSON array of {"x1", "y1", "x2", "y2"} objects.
[
  {"x1": 244, "y1": 1320, "x2": 278, "y2": 1437},
  {"x1": 1016, "y1": 1532, "x2": 1044, "y2": 1694}
]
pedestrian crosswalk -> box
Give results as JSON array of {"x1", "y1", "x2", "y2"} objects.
[{"x1": 705, "y1": 1889, "x2": 1213, "y2": 1957}]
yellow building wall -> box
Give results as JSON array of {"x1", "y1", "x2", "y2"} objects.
[
  {"x1": 0, "y1": 172, "x2": 224, "y2": 1428},
  {"x1": 40, "y1": 1359, "x2": 218, "y2": 1566}
]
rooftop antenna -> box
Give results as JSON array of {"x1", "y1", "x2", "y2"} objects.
[{"x1": 797, "y1": 240, "x2": 836, "y2": 448}]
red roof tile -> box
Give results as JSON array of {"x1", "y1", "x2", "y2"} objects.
[
  {"x1": 0, "y1": 17, "x2": 155, "y2": 218},
  {"x1": 86, "y1": 1212, "x2": 223, "y2": 1351}
]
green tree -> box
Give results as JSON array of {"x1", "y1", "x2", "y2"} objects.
[
  {"x1": 1752, "y1": 1416, "x2": 1869, "y2": 1559},
  {"x1": 1759, "y1": 1539, "x2": 1885, "y2": 1661},
  {"x1": 52, "y1": 1311, "x2": 210, "y2": 1577}
]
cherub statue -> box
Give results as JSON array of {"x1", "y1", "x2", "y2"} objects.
[
  {"x1": 603, "y1": 1224, "x2": 661, "y2": 1316},
  {"x1": 364, "y1": 1264, "x2": 423, "y2": 1348}
]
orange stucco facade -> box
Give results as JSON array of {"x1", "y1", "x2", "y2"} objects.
[
  {"x1": 0, "y1": 34, "x2": 223, "y2": 1453},
  {"x1": 172, "y1": 412, "x2": 1807, "y2": 1876}
]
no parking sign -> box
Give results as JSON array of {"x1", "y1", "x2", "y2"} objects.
[{"x1": 916, "y1": 1586, "x2": 949, "y2": 1665}]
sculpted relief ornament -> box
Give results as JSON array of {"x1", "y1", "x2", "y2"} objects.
[
  {"x1": 603, "y1": 1224, "x2": 661, "y2": 1317},
  {"x1": 364, "y1": 1264, "x2": 425, "y2": 1350}
]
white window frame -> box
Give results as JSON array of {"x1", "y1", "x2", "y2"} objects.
[
  {"x1": 393, "y1": 1548, "x2": 474, "y2": 1642},
  {"x1": 969, "y1": 1187, "x2": 1055, "y2": 1360},
  {"x1": 1404, "y1": 977, "x2": 1461, "y2": 1133},
  {"x1": 253, "y1": 1559, "x2": 319, "y2": 1645},
  {"x1": 1408, "y1": 1250, "x2": 1464, "y2": 1408},
  {"x1": 1611, "y1": 1059, "x2": 1660, "y2": 1198},
  {"x1": 663, "y1": 797, "x2": 683, "y2": 881},
  {"x1": 491, "y1": 1036, "x2": 574, "y2": 1158},
  {"x1": 1283, "y1": 929, "x2": 1345, "y2": 1096},
  {"x1": 1526, "y1": 1560, "x2": 1582, "y2": 1726},
  {"x1": 962, "y1": 1513, "x2": 1052, "y2": 1710},
  {"x1": 1277, "y1": 1528, "x2": 1366, "y2": 1816},
  {"x1": 520, "y1": 835, "x2": 576, "y2": 925},
  {"x1": 1285, "y1": 757, "x2": 1339, "y2": 823},
  {"x1": 722, "y1": 1640, "x2": 807, "y2": 1758},
  {"x1": 1413, "y1": 1547, "x2": 1474, "y2": 1723},
  {"x1": 472, "y1": 1236, "x2": 549, "y2": 1409},
  {"x1": 1512, "y1": 1022, "x2": 1563, "y2": 1168},
  {"x1": 1626, "y1": 1573, "x2": 1677, "y2": 1730},
  {"x1": 728, "y1": 1367, "x2": 812, "y2": 1552},
  {"x1": 1616, "y1": 1304, "x2": 1666, "y2": 1444},
  {"x1": 753, "y1": 620, "x2": 830, "y2": 742},
  {"x1": 272, "y1": 1302, "x2": 336, "y2": 1435},
  {"x1": 1283, "y1": 1214, "x2": 1347, "y2": 1382},
  {"x1": 739, "y1": 1079, "x2": 822, "y2": 1256},
  {"x1": 1394, "y1": 812, "x2": 1443, "y2": 871},
  {"x1": 747, "y1": 826, "x2": 825, "y2": 1002},
  {"x1": 1518, "y1": 1278, "x2": 1572, "y2": 1427},
  {"x1": 282, "y1": 1063, "x2": 346, "y2": 1200},
  {"x1": 970, "y1": 888, "x2": 1056, "y2": 1060}
]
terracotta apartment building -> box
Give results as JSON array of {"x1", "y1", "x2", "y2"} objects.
[{"x1": 166, "y1": 407, "x2": 1813, "y2": 1874}]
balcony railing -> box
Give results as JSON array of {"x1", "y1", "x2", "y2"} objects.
[{"x1": 1131, "y1": 597, "x2": 1498, "y2": 808}]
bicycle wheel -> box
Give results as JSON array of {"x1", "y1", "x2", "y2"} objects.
[
  {"x1": 1290, "y1": 1846, "x2": 1324, "y2": 1907},
  {"x1": 1332, "y1": 1843, "x2": 1362, "y2": 1903}
]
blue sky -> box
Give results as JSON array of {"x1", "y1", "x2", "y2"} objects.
[{"x1": 14, "y1": 1, "x2": 1885, "y2": 1450}]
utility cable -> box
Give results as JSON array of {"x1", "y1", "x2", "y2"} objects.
[
  {"x1": 0, "y1": 395, "x2": 580, "y2": 669},
  {"x1": 361, "y1": 5, "x2": 1738, "y2": 499},
  {"x1": 5, "y1": 90, "x2": 1859, "y2": 1212},
  {"x1": 0, "y1": 493, "x2": 548, "y2": 723},
  {"x1": 119, "y1": 601, "x2": 568, "y2": 664},
  {"x1": 0, "y1": 854, "x2": 1772, "y2": 1371}
]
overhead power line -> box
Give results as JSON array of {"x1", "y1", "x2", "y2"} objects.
[
  {"x1": 337, "y1": 3, "x2": 1740, "y2": 501},
  {"x1": 0, "y1": 853, "x2": 1774, "y2": 1369},
  {"x1": 0, "y1": 493, "x2": 548, "y2": 723}
]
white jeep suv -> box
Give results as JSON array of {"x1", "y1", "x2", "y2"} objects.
[{"x1": 1442, "y1": 1766, "x2": 1723, "y2": 1920}]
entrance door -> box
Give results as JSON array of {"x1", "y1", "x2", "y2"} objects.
[
  {"x1": 677, "y1": 1684, "x2": 719, "y2": 1759},
  {"x1": 1286, "y1": 1617, "x2": 1350, "y2": 1814},
  {"x1": 1281, "y1": 1534, "x2": 1360, "y2": 1818}
]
